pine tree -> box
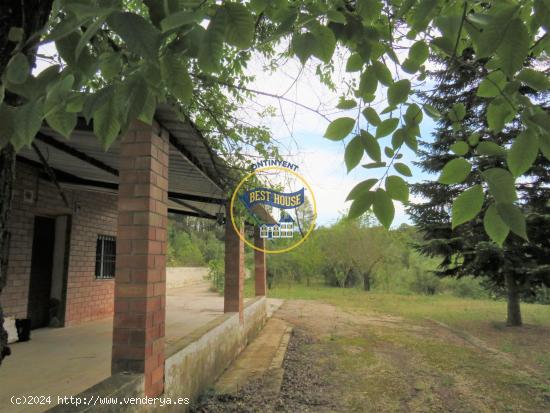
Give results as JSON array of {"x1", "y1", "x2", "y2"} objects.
[{"x1": 408, "y1": 50, "x2": 550, "y2": 326}]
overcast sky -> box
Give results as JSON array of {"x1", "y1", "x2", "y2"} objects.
[{"x1": 243, "y1": 50, "x2": 436, "y2": 226}]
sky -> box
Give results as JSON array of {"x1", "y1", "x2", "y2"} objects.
[{"x1": 241, "y1": 50, "x2": 437, "y2": 227}]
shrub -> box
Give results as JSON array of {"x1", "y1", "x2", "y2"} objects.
[{"x1": 207, "y1": 258, "x2": 224, "y2": 293}]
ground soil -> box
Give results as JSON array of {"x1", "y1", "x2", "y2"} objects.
[{"x1": 194, "y1": 300, "x2": 550, "y2": 413}]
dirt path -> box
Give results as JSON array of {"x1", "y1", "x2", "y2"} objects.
[{"x1": 195, "y1": 300, "x2": 550, "y2": 412}]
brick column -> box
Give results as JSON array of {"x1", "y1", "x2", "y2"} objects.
[
  {"x1": 112, "y1": 120, "x2": 169, "y2": 397},
  {"x1": 224, "y1": 206, "x2": 244, "y2": 321},
  {"x1": 254, "y1": 227, "x2": 267, "y2": 296}
]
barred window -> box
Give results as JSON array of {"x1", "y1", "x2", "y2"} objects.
[{"x1": 95, "y1": 235, "x2": 116, "y2": 279}]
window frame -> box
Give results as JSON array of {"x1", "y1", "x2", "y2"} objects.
[{"x1": 95, "y1": 234, "x2": 116, "y2": 280}]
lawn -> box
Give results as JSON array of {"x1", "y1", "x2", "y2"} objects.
[{"x1": 253, "y1": 280, "x2": 550, "y2": 412}]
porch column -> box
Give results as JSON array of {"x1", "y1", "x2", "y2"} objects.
[
  {"x1": 224, "y1": 205, "x2": 244, "y2": 321},
  {"x1": 112, "y1": 120, "x2": 169, "y2": 397},
  {"x1": 254, "y1": 227, "x2": 267, "y2": 296}
]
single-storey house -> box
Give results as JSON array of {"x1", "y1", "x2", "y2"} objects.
[{"x1": 0, "y1": 103, "x2": 268, "y2": 404}]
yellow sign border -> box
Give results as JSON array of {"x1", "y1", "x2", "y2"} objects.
[{"x1": 230, "y1": 166, "x2": 317, "y2": 254}]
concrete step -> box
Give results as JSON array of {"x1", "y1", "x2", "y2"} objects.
[{"x1": 214, "y1": 316, "x2": 292, "y2": 395}]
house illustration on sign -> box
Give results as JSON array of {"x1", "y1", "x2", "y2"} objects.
[{"x1": 259, "y1": 213, "x2": 295, "y2": 239}]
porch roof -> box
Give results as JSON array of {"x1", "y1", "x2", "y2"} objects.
[{"x1": 17, "y1": 104, "x2": 233, "y2": 219}]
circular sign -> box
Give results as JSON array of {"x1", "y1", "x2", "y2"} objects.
[{"x1": 230, "y1": 166, "x2": 317, "y2": 254}]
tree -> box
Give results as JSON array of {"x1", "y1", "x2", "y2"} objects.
[
  {"x1": 1, "y1": 0, "x2": 549, "y2": 363},
  {"x1": 408, "y1": 52, "x2": 550, "y2": 326}
]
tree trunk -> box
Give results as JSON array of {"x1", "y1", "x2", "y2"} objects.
[
  {"x1": 0, "y1": 0, "x2": 54, "y2": 366},
  {"x1": 505, "y1": 273, "x2": 522, "y2": 327},
  {"x1": 363, "y1": 271, "x2": 371, "y2": 291},
  {"x1": 0, "y1": 146, "x2": 15, "y2": 363}
]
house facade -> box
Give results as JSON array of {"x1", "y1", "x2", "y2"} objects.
[{"x1": 0, "y1": 105, "x2": 268, "y2": 398}]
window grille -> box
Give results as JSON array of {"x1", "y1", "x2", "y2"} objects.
[{"x1": 95, "y1": 235, "x2": 116, "y2": 279}]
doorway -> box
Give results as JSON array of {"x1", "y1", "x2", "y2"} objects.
[{"x1": 27, "y1": 216, "x2": 56, "y2": 329}]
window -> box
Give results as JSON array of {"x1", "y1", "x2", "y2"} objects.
[
  {"x1": 280, "y1": 223, "x2": 294, "y2": 238},
  {"x1": 260, "y1": 226, "x2": 269, "y2": 238},
  {"x1": 95, "y1": 235, "x2": 116, "y2": 279}
]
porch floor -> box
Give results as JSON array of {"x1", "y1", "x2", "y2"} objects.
[{"x1": 0, "y1": 280, "x2": 236, "y2": 413}]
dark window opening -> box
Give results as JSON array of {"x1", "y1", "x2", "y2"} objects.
[{"x1": 95, "y1": 235, "x2": 116, "y2": 279}]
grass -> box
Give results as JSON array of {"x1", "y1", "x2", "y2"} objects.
[
  {"x1": 266, "y1": 280, "x2": 550, "y2": 326},
  {"x1": 261, "y1": 280, "x2": 550, "y2": 411}
]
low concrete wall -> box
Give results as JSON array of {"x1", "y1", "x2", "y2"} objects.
[
  {"x1": 164, "y1": 297, "x2": 267, "y2": 410},
  {"x1": 47, "y1": 297, "x2": 267, "y2": 413},
  {"x1": 166, "y1": 267, "x2": 208, "y2": 289}
]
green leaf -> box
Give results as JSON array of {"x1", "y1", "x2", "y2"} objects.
[
  {"x1": 311, "y1": 25, "x2": 336, "y2": 63},
  {"x1": 99, "y1": 52, "x2": 122, "y2": 80},
  {"x1": 387, "y1": 79, "x2": 411, "y2": 106},
  {"x1": 386, "y1": 175, "x2": 409, "y2": 202},
  {"x1": 345, "y1": 135, "x2": 364, "y2": 172},
  {"x1": 450, "y1": 141, "x2": 469, "y2": 156},
  {"x1": 372, "y1": 61, "x2": 393, "y2": 86},
  {"x1": 496, "y1": 203, "x2": 527, "y2": 240},
  {"x1": 438, "y1": 158, "x2": 472, "y2": 184},
  {"x1": 137, "y1": 90, "x2": 156, "y2": 125},
  {"x1": 405, "y1": 103, "x2": 423, "y2": 125},
  {"x1": 487, "y1": 97, "x2": 514, "y2": 131},
  {"x1": 6, "y1": 53, "x2": 30, "y2": 84},
  {"x1": 540, "y1": 133, "x2": 550, "y2": 162},
  {"x1": 327, "y1": 10, "x2": 347, "y2": 24},
  {"x1": 160, "y1": 53, "x2": 193, "y2": 104},
  {"x1": 224, "y1": 3, "x2": 255, "y2": 49},
  {"x1": 11, "y1": 100, "x2": 44, "y2": 151},
  {"x1": 362, "y1": 107, "x2": 381, "y2": 126},
  {"x1": 376, "y1": 118, "x2": 399, "y2": 138},
  {"x1": 423, "y1": 104, "x2": 441, "y2": 119},
  {"x1": 496, "y1": 18, "x2": 529, "y2": 77},
  {"x1": 468, "y1": 133, "x2": 480, "y2": 146},
  {"x1": 346, "y1": 53, "x2": 363, "y2": 72},
  {"x1": 476, "y1": 141, "x2": 506, "y2": 156},
  {"x1": 362, "y1": 161, "x2": 386, "y2": 169},
  {"x1": 348, "y1": 191, "x2": 375, "y2": 220},
  {"x1": 359, "y1": 67, "x2": 377, "y2": 97},
  {"x1": 107, "y1": 12, "x2": 161, "y2": 60},
  {"x1": 411, "y1": 0, "x2": 438, "y2": 31},
  {"x1": 324, "y1": 117, "x2": 355, "y2": 140},
  {"x1": 46, "y1": 109, "x2": 77, "y2": 139},
  {"x1": 357, "y1": 0, "x2": 383, "y2": 22},
  {"x1": 337, "y1": 98, "x2": 357, "y2": 110},
  {"x1": 75, "y1": 18, "x2": 104, "y2": 60},
  {"x1": 346, "y1": 178, "x2": 378, "y2": 201},
  {"x1": 448, "y1": 103, "x2": 465, "y2": 122},
  {"x1": 292, "y1": 32, "x2": 316, "y2": 65},
  {"x1": 507, "y1": 130, "x2": 539, "y2": 177},
  {"x1": 483, "y1": 204, "x2": 509, "y2": 246},
  {"x1": 517, "y1": 68, "x2": 550, "y2": 91},
  {"x1": 373, "y1": 189, "x2": 394, "y2": 229},
  {"x1": 360, "y1": 130, "x2": 381, "y2": 162},
  {"x1": 477, "y1": 71, "x2": 506, "y2": 98},
  {"x1": 160, "y1": 11, "x2": 200, "y2": 32},
  {"x1": 451, "y1": 185, "x2": 484, "y2": 229},
  {"x1": 8, "y1": 27, "x2": 24, "y2": 43},
  {"x1": 482, "y1": 168, "x2": 517, "y2": 204},
  {"x1": 198, "y1": 9, "x2": 225, "y2": 72},
  {"x1": 394, "y1": 162, "x2": 412, "y2": 177},
  {"x1": 408, "y1": 40, "x2": 429, "y2": 64},
  {"x1": 93, "y1": 93, "x2": 121, "y2": 150}
]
